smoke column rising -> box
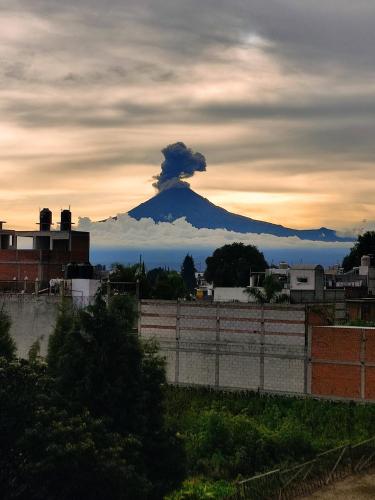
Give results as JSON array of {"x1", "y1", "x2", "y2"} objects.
[{"x1": 153, "y1": 142, "x2": 206, "y2": 191}]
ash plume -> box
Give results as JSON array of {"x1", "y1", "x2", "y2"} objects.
[{"x1": 153, "y1": 142, "x2": 206, "y2": 192}]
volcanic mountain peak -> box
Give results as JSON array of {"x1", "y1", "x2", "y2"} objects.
[{"x1": 128, "y1": 186, "x2": 351, "y2": 242}]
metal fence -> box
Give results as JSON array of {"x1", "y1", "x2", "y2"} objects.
[
  {"x1": 228, "y1": 437, "x2": 375, "y2": 499},
  {"x1": 0, "y1": 279, "x2": 49, "y2": 294}
]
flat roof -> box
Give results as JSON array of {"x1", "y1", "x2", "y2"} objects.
[
  {"x1": 290, "y1": 264, "x2": 323, "y2": 270},
  {"x1": 14, "y1": 230, "x2": 88, "y2": 237}
]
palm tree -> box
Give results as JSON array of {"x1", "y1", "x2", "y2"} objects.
[{"x1": 245, "y1": 275, "x2": 289, "y2": 304}]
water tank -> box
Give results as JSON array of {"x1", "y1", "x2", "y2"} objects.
[
  {"x1": 77, "y1": 263, "x2": 93, "y2": 279},
  {"x1": 361, "y1": 255, "x2": 371, "y2": 267},
  {"x1": 60, "y1": 209, "x2": 72, "y2": 231},
  {"x1": 39, "y1": 208, "x2": 52, "y2": 231},
  {"x1": 65, "y1": 263, "x2": 79, "y2": 279}
]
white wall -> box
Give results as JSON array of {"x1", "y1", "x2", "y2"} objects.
[
  {"x1": 289, "y1": 269, "x2": 316, "y2": 291},
  {"x1": 214, "y1": 287, "x2": 253, "y2": 303},
  {"x1": 71, "y1": 279, "x2": 100, "y2": 307}
]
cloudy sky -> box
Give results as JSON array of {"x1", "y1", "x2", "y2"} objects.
[{"x1": 1, "y1": 0, "x2": 374, "y2": 231}]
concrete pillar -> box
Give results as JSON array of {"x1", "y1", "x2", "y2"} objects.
[
  {"x1": 175, "y1": 300, "x2": 180, "y2": 384},
  {"x1": 215, "y1": 303, "x2": 220, "y2": 387},
  {"x1": 260, "y1": 305, "x2": 265, "y2": 391}
]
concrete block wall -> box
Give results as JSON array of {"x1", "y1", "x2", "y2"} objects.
[
  {"x1": 139, "y1": 300, "x2": 307, "y2": 394},
  {"x1": 1, "y1": 295, "x2": 60, "y2": 357}
]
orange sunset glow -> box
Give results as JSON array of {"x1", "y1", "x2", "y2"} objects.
[{"x1": 0, "y1": 2, "x2": 374, "y2": 232}]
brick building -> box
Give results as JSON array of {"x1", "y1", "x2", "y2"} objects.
[{"x1": 0, "y1": 209, "x2": 90, "y2": 285}]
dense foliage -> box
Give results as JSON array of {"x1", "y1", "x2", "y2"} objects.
[
  {"x1": 110, "y1": 263, "x2": 186, "y2": 300},
  {"x1": 47, "y1": 294, "x2": 185, "y2": 498},
  {"x1": 0, "y1": 359, "x2": 148, "y2": 500},
  {"x1": 166, "y1": 479, "x2": 235, "y2": 500},
  {"x1": 148, "y1": 269, "x2": 186, "y2": 300},
  {"x1": 1, "y1": 295, "x2": 184, "y2": 499},
  {"x1": 165, "y1": 387, "x2": 375, "y2": 497},
  {"x1": 0, "y1": 307, "x2": 16, "y2": 361},
  {"x1": 205, "y1": 243, "x2": 268, "y2": 287},
  {"x1": 342, "y1": 231, "x2": 375, "y2": 271}
]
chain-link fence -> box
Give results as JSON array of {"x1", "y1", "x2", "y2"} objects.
[{"x1": 228, "y1": 437, "x2": 375, "y2": 499}]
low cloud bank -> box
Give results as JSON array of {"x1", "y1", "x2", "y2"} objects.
[{"x1": 78, "y1": 214, "x2": 352, "y2": 251}]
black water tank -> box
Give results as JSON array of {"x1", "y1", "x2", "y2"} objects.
[
  {"x1": 60, "y1": 209, "x2": 72, "y2": 231},
  {"x1": 40, "y1": 208, "x2": 52, "y2": 231},
  {"x1": 65, "y1": 263, "x2": 79, "y2": 279},
  {"x1": 77, "y1": 263, "x2": 93, "y2": 279}
]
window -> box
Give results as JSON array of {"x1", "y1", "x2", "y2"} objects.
[{"x1": 296, "y1": 276, "x2": 308, "y2": 283}]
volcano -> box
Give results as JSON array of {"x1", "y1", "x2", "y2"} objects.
[{"x1": 128, "y1": 186, "x2": 351, "y2": 242}]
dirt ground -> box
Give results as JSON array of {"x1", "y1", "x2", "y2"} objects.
[{"x1": 307, "y1": 471, "x2": 375, "y2": 499}]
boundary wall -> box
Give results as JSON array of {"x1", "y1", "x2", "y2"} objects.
[
  {"x1": 1, "y1": 295, "x2": 60, "y2": 357},
  {"x1": 139, "y1": 300, "x2": 375, "y2": 401},
  {"x1": 311, "y1": 325, "x2": 375, "y2": 401},
  {"x1": 139, "y1": 300, "x2": 309, "y2": 394}
]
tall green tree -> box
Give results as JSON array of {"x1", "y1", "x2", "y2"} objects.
[
  {"x1": 146, "y1": 268, "x2": 186, "y2": 300},
  {"x1": 47, "y1": 293, "x2": 185, "y2": 498},
  {"x1": 0, "y1": 307, "x2": 16, "y2": 361},
  {"x1": 47, "y1": 299, "x2": 74, "y2": 374},
  {"x1": 342, "y1": 231, "x2": 375, "y2": 271},
  {"x1": 181, "y1": 255, "x2": 197, "y2": 296},
  {"x1": 205, "y1": 243, "x2": 268, "y2": 287}
]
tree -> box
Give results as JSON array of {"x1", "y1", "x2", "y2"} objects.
[
  {"x1": 181, "y1": 255, "x2": 197, "y2": 296},
  {"x1": 110, "y1": 263, "x2": 151, "y2": 299},
  {"x1": 110, "y1": 263, "x2": 140, "y2": 282},
  {"x1": 146, "y1": 267, "x2": 166, "y2": 288},
  {"x1": 47, "y1": 299, "x2": 74, "y2": 375},
  {"x1": 0, "y1": 307, "x2": 16, "y2": 361},
  {"x1": 47, "y1": 293, "x2": 185, "y2": 498},
  {"x1": 146, "y1": 268, "x2": 186, "y2": 300},
  {"x1": 204, "y1": 243, "x2": 268, "y2": 287},
  {"x1": 246, "y1": 275, "x2": 289, "y2": 304},
  {"x1": 153, "y1": 271, "x2": 186, "y2": 300},
  {"x1": 28, "y1": 336, "x2": 44, "y2": 364},
  {"x1": 342, "y1": 231, "x2": 375, "y2": 271},
  {"x1": 0, "y1": 358, "x2": 150, "y2": 500}
]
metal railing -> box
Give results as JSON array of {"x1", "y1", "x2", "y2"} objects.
[
  {"x1": 0, "y1": 279, "x2": 48, "y2": 294},
  {"x1": 228, "y1": 437, "x2": 375, "y2": 499}
]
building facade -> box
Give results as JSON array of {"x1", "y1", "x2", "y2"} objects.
[{"x1": 0, "y1": 209, "x2": 90, "y2": 286}]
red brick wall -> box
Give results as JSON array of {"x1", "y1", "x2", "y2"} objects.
[
  {"x1": 0, "y1": 263, "x2": 18, "y2": 280},
  {"x1": 312, "y1": 327, "x2": 361, "y2": 362},
  {"x1": 312, "y1": 364, "x2": 361, "y2": 399},
  {"x1": 311, "y1": 326, "x2": 375, "y2": 400},
  {"x1": 71, "y1": 232, "x2": 90, "y2": 261},
  {"x1": 365, "y1": 368, "x2": 375, "y2": 400}
]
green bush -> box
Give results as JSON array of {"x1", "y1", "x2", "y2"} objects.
[
  {"x1": 165, "y1": 386, "x2": 375, "y2": 483},
  {"x1": 182, "y1": 409, "x2": 314, "y2": 479},
  {"x1": 166, "y1": 478, "x2": 235, "y2": 500}
]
